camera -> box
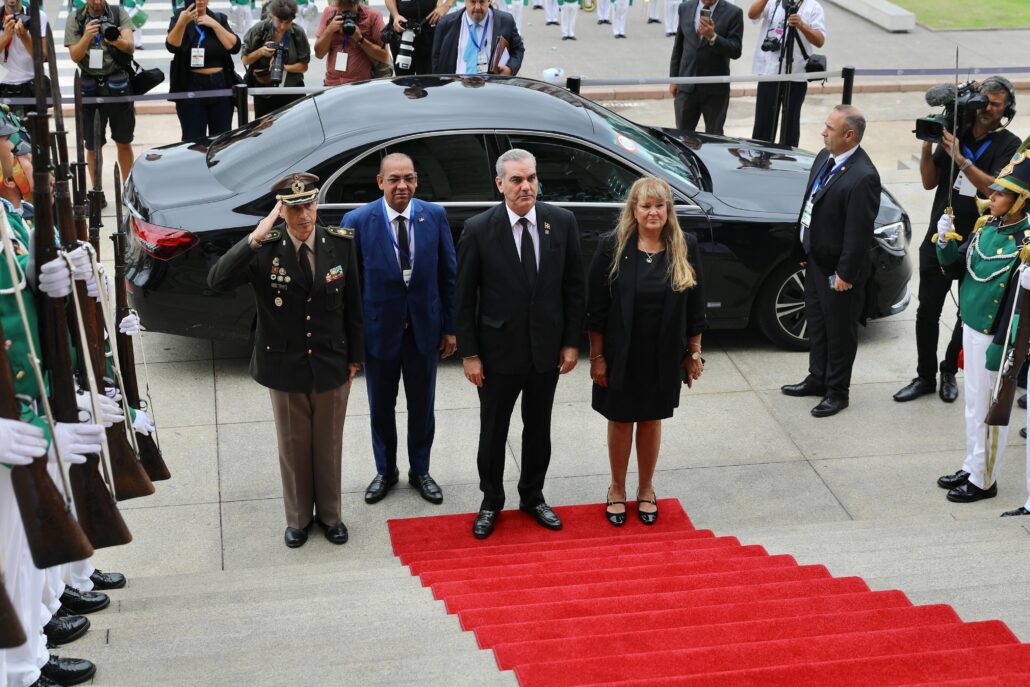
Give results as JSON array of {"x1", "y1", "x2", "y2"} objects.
[
  {"x1": 94, "y1": 16, "x2": 121, "y2": 42},
  {"x1": 10, "y1": 12, "x2": 29, "y2": 27},
  {"x1": 915, "y1": 81, "x2": 989, "y2": 143},
  {"x1": 780, "y1": 0, "x2": 800, "y2": 14},
  {"x1": 337, "y1": 10, "x2": 358, "y2": 36},
  {"x1": 265, "y1": 41, "x2": 285, "y2": 85},
  {"x1": 391, "y1": 19, "x2": 424, "y2": 71},
  {"x1": 760, "y1": 36, "x2": 781, "y2": 52}
]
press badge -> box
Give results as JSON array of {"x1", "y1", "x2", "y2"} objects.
[
  {"x1": 89, "y1": 48, "x2": 104, "y2": 70},
  {"x1": 800, "y1": 199, "x2": 813, "y2": 231},
  {"x1": 477, "y1": 53, "x2": 488, "y2": 74},
  {"x1": 953, "y1": 170, "x2": 976, "y2": 197},
  {"x1": 190, "y1": 47, "x2": 205, "y2": 67}
]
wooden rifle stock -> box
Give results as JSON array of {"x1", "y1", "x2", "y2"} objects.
[
  {"x1": 112, "y1": 172, "x2": 169, "y2": 481},
  {"x1": 0, "y1": 574, "x2": 25, "y2": 649},
  {"x1": 986, "y1": 286, "x2": 1030, "y2": 426}
]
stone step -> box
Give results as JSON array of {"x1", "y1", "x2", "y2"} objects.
[{"x1": 732, "y1": 517, "x2": 1027, "y2": 549}]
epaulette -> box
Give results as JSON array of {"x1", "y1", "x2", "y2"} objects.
[
  {"x1": 259, "y1": 228, "x2": 282, "y2": 244},
  {"x1": 326, "y1": 225, "x2": 355, "y2": 239}
]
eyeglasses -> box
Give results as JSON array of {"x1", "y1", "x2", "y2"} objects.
[{"x1": 385, "y1": 174, "x2": 418, "y2": 184}]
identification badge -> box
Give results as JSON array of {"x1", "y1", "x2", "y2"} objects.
[
  {"x1": 89, "y1": 48, "x2": 104, "y2": 70},
  {"x1": 336, "y1": 51, "x2": 348, "y2": 72},
  {"x1": 800, "y1": 199, "x2": 813, "y2": 230},
  {"x1": 953, "y1": 170, "x2": 976, "y2": 197},
  {"x1": 477, "y1": 52, "x2": 488, "y2": 74},
  {"x1": 402, "y1": 268, "x2": 412, "y2": 286},
  {"x1": 190, "y1": 47, "x2": 205, "y2": 67}
]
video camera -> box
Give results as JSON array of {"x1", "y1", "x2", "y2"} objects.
[{"x1": 915, "y1": 81, "x2": 989, "y2": 143}]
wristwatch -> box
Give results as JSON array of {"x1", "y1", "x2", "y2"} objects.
[
  {"x1": 708, "y1": 34, "x2": 717, "y2": 45},
  {"x1": 689, "y1": 350, "x2": 703, "y2": 361},
  {"x1": 356, "y1": 37, "x2": 365, "y2": 46}
]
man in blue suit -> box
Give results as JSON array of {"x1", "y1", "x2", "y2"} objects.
[{"x1": 344, "y1": 152, "x2": 457, "y2": 505}]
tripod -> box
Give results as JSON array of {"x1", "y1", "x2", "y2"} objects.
[{"x1": 768, "y1": 14, "x2": 806, "y2": 147}]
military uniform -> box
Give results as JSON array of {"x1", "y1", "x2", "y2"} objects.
[
  {"x1": 207, "y1": 174, "x2": 364, "y2": 545},
  {"x1": 937, "y1": 152, "x2": 1030, "y2": 503},
  {"x1": 557, "y1": 0, "x2": 578, "y2": 38}
]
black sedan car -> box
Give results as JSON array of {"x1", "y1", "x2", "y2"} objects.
[{"x1": 123, "y1": 76, "x2": 912, "y2": 350}]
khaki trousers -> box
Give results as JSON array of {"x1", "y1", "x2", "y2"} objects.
[{"x1": 269, "y1": 382, "x2": 351, "y2": 529}]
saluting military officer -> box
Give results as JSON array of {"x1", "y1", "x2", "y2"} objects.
[{"x1": 208, "y1": 173, "x2": 365, "y2": 549}]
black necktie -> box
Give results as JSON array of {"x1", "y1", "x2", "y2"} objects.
[
  {"x1": 519, "y1": 217, "x2": 536, "y2": 288},
  {"x1": 820, "y1": 157, "x2": 836, "y2": 186},
  {"x1": 299, "y1": 243, "x2": 313, "y2": 291},
  {"x1": 396, "y1": 216, "x2": 411, "y2": 270}
]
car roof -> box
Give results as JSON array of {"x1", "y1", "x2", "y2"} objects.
[{"x1": 311, "y1": 76, "x2": 597, "y2": 143}]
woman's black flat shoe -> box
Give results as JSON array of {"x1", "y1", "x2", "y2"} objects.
[
  {"x1": 637, "y1": 493, "x2": 659, "y2": 525},
  {"x1": 605, "y1": 488, "x2": 627, "y2": 527}
]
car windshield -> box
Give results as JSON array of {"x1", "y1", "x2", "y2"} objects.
[
  {"x1": 207, "y1": 99, "x2": 326, "y2": 191},
  {"x1": 583, "y1": 102, "x2": 700, "y2": 192}
]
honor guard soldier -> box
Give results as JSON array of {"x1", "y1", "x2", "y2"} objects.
[
  {"x1": 935, "y1": 153, "x2": 1030, "y2": 505},
  {"x1": 208, "y1": 173, "x2": 365, "y2": 549}
]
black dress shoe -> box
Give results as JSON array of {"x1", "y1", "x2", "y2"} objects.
[
  {"x1": 566, "y1": 35, "x2": 576, "y2": 40},
  {"x1": 89, "y1": 568, "x2": 126, "y2": 590},
  {"x1": 1019, "y1": 393, "x2": 1027, "y2": 410},
  {"x1": 43, "y1": 615, "x2": 89, "y2": 645},
  {"x1": 893, "y1": 377, "x2": 935, "y2": 402},
  {"x1": 947, "y1": 481, "x2": 998, "y2": 503},
  {"x1": 1002, "y1": 506, "x2": 1030, "y2": 517},
  {"x1": 284, "y1": 526, "x2": 308, "y2": 548},
  {"x1": 937, "y1": 469, "x2": 969, "y2": 489},
  {"x1": 59, "y1": 586, "x2": 109, "y2": 614},
  {"x1": 939, "y1": 372, "x2": 959, "y2": 403},
  {"x1": 473, "y1": 509, "x2": 498, "y2": 539},
  {"x1": 781, "y1": 380, "x2": 826, "y2": 397},
  {"x1": 520, "y1": 502, "x2": 563, "y2": 530},
  {"x1": 364, "y1": 469, "x2": 399, "y2": 504},
  {"x1": 545, "y1": 20, "x2": 559, "y2": 25},
  {"x1": 811, "y1": 397, "x2": 848, "y2": 417},
  {"x1": 29, "y1": 675, "x2": 62, "y2": 687},
  {"x1": 1022, "y1": 427, "x2": 1028, "y2": 439},
  {"x1": 636, "y1": 493, "x2": 659, "y2": 525},
  {"x1": 647, "y1": 17, "x2": 661, "y2": 23},
  {"x1": 41, "y1": 655, "x2": 96, "y2": 686},
  {"x1": 409, "y1": 471, "x2": 443, "y2": 504},
  {"x1": 561, "y1": 35, "x2": 569, "y2": 40},
  {"x1": 318, "y1": 520, "x2": 349, "y2": 545},
  {"x1": 605, "y1": 487, "x2": 626, "y2": 527}
]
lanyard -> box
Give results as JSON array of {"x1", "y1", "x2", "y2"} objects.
[
  {"x1": 811, "y1": 156, "x2": 846, "y2": 195},
  {"x1": 195, "y1": 23, "x2": 206, "y2": 48},
  {"x1": 466, "y1": 13, "x2": 489, "y2": 53},
  {"x1": 381, "y1": 198, "x2": 413, "y2": 265},
  {"x1": 961, "y1": 138, "x2": 991, "y2": 164}
]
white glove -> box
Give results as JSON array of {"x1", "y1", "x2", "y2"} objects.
[
  {"x1": 102, "y1": 377, "x2": 123, "y2": 403},
  {"x1": 0, "y1": 417, "x2": 47, "y2": 466},
  {"x1": 119, "y1": 312, "x2": 141, "y2": 337},
  {"x1": 1020, "y1": 266, "x2": 1030, "y2": 291},
  {"x1": 132, "y1": 408, "x2": 155, "y2": 436},
  {"x1": 75, "y1": 389, "x2": 125, "y2": 427},
  {"x1": 66, "y1": 244, "x2": 92, "y2": 280},
  {"x1": 37, "y1": 256, "x2": 72, "y2": 298},
  {"x1": 936, "y1": 214, "x2": 954, "y2": 248},
  {"x1": 52, "y1": 421, "x2": 104, "y2": 465}
]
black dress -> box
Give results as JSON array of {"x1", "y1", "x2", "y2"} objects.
[{"x1": 592, "y1": 249, "x2": 681, "y2": 422}]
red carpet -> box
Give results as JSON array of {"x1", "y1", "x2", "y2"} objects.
[{"x1": 387, "y1": 500, "x2": 1030, "y2": 685}]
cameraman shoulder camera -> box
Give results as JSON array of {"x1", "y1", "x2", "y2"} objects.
[{"x1": 382, "y1": 0, "x2": 448, "y2": 74}]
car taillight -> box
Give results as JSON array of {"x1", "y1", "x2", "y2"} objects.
[{"x1": 131, "y1": 217, "x2": 198, "y2": 260}]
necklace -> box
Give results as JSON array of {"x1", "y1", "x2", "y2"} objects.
[{"x1": 642, "y1": 250, "x2": 657, "y2": 264}]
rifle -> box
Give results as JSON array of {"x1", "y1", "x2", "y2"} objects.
[
  {"x1": 52, "y1": 45, "x2": 153, "y2": 503},
  {"x1": 0, "y1": 572, "x2": 25, "y2": 649},
  {"x1": 986, "y1": 266, "x2": 1030, "y2": 426},
  {"x1": 112, "y1": 163, "x2": 170, "y2": 481}
]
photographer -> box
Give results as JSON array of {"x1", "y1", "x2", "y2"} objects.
[
  {"x1": 748, "y1": 0, "x2": 824, "y2": 147},
  {"x1": 894, "y1": 77, "x2": 1021, "y2": 404},
  {"x1": 314, "y1": 0, "x2": 388, "y2": 86},
  {"x1": 65, "y1": 0, "x2": 137, "y2": 185},
  {"x1": 242, "y1": 0, "x2": 310, "y2": 118},
  {"x1": 384, "y1": 0, "x2": 453, "y2": 75},
  {"x1": 0, "y1": 0, "x2": 48, "y2": 120}
]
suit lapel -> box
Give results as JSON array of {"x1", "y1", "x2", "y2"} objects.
[
  {"x1": 618, "y1": 236, "x2": 638, "y2": 341},
  {"x1": 378, "y1": 198, "x2": 404, "y2": 283},
  {"x1": 534, "y1": 204, "x2": 554, "y2": 295},
  {"x1": 812, "y1": 148, "x2": 860, "y2": 204},
  {"x1": 277, "y1": 227, "x2": 307, "y2": 290},
  {"x1": 685, "y1": 0, "x2": 699, "y2": 48},
  {"x1": 409, "y1": 200, "x2": 429, "y2": 284},
  {"x1": 493, "y1": 203, "x2": 529, "y2": 292}
]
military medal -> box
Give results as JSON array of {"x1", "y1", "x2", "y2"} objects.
[
  {"x1": 273, "y1": 257, "x2": 280, "y2": 266},
  {"x1": 278, "y1": 268, "x2": 286, "y2": 275}
]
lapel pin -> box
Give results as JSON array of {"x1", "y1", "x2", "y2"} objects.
[{"x1": 418, "y1": 216, "x2": 425, "y2": 223}]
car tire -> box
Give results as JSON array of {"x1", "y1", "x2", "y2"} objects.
[{"x1": 755, "y1": 262, "x2": 811, "y2": 351}]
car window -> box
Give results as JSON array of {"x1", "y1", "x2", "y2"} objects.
[
  {"x1": 322, "y1": 134, "x2": 496, "y2": 205},
  {"x1": 509, "y1": 137, "x2": 639, "y2": 203},
  {"x1": 207, "y1": 99, "x2": 325, "y2": 192}
]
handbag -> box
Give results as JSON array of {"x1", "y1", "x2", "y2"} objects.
[
  {"x1": 797, "y1": 41, "x2": 827, "y2": 82},
  {"x1": 128, "y1": 58, "x2": 165, "y2": 95}
]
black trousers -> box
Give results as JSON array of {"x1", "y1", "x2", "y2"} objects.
[
  {"x1": 752, "y1": 80, "x2": 808, "y2": 148},
  {"x1": 476, "y1": 366, "x2": 560, "y2": 511},
  {"x1": 914, "y1": 267, "x2": 963, "y2": 380},
  {"x1": 175, "y1": 72, "x2": 235, "y2": 142},
  {"x1": 675, "y1": 88, "x2": 729, "y2": 135},
  {"x1": 804, "y1": 260, "x2": 865, "y2": 399}
]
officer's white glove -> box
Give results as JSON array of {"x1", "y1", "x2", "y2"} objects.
[
  {"x1": 936, "y1": 215, "x2": 954, "y2": 248},
  {"x1": 132, "y1": 408, "x2": 155, "y2": 436},
  {"x1": 118, "y1": 312, "x2": 141, "y2": 337},
  {"x1": 102, "y1": 377, "x2": 122, "y2": 403},
  {"x1": 52, "y1": 421, "x2": 103, "y2": 465},
  {"x1": 1020, "y1": 266, "x2": 1030, "y2": 291},
  {"x1": 0, "y1": 417, "x2": 47, "y2": 466},
  {"x1": 75, "y1": 389, "x2": 125, "y2": 427},
  {"x1": 37, "y1": 256, "x2": 72, "y2": 297}
]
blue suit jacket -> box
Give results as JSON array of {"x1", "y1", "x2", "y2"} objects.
[{"x1": 345, "y1": 198, "x2": 457, "y2": 361}]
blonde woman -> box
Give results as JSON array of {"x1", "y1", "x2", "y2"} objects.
[{"x1": 586, "y1": 176, "x2": 706, "y2": 526}]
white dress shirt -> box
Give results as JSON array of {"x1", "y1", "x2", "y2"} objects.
[
  {"x1": 751, "y1": 0, "x2": 826, "y2": 75},
  {"x1": 383, "y1": 198, "x2": 414, "y2": 269},
  {"x1": 505, "y1": 204, "x2": 540, "y2": 268}
]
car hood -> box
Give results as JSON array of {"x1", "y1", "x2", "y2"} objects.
[
  {"x1": 665, "y1": 130, "x2": 818, "y2": 216},
  {"x1": 128, "y1": 141, "x2": 236, "y2": 218}
]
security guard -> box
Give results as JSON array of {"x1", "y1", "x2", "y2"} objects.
[
  {"x1": 208, "y1": 173, "x2": 364, "y2": 549},
  {"x1": 935, "y1": 153, "x2": 1030, "y2": 505}
]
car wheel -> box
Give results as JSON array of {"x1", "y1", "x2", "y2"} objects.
[{"x1": 756, "y1": 263, "x2": 810, "y2": 351}]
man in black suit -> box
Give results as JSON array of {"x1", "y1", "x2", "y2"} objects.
[
  {"x1": 669, "y1": 0, "x2": 743, "y2": 135},
  {"x1": 430, "y1": 0, "x2": 525, "y2": 76},
  {"x1": 456, "y1": 148, "x2": 585, "y2": 539},
  {"x1": 781, "y1": 105, "x2": 881, "y2": 417}
]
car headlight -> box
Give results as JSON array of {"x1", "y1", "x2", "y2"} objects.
[{"x1": 874, "y1": 221, "x2": 907, "y2": 256}]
